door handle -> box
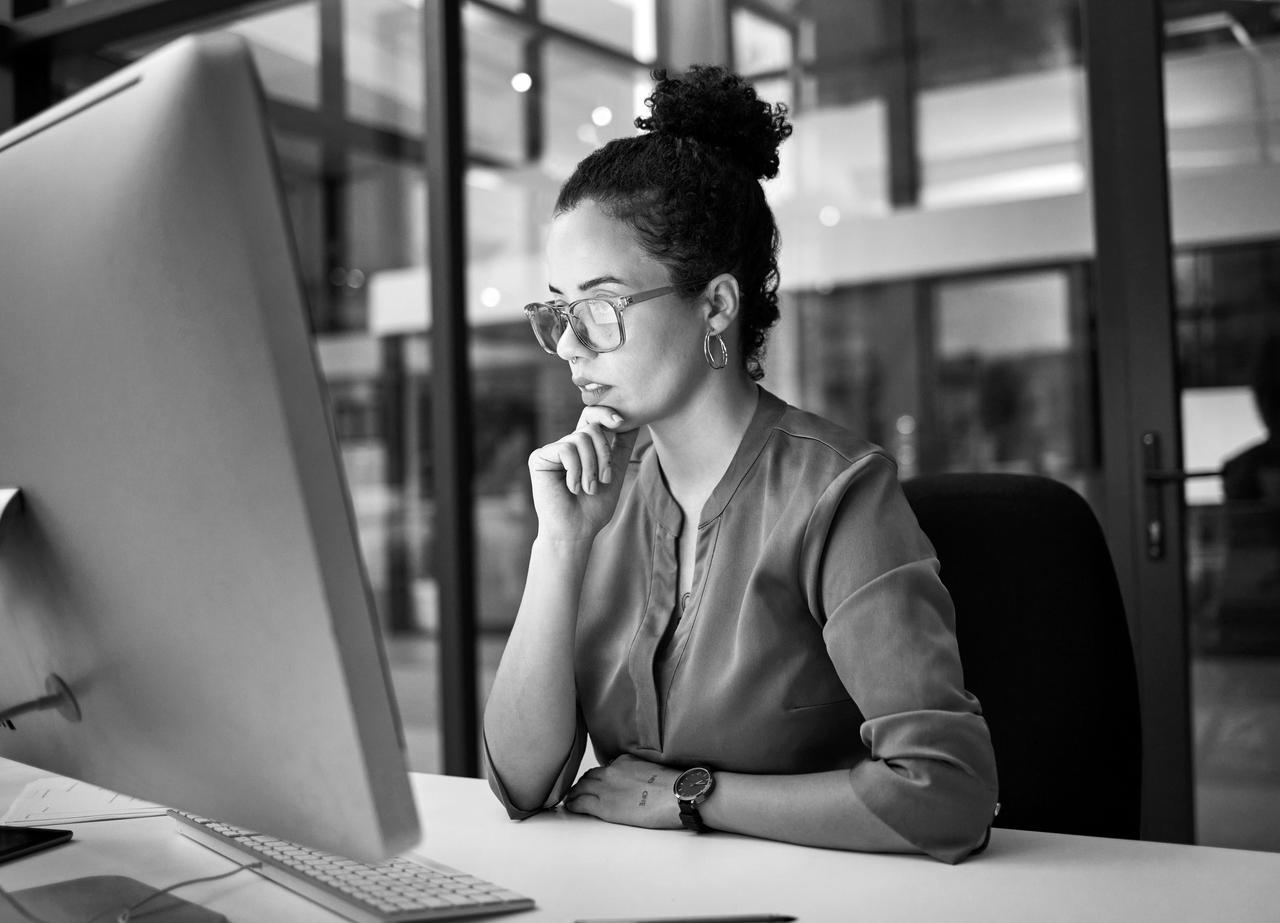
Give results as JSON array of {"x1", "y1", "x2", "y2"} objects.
[
  {"x1": 1141, "y1": 432, "x2": 1168, "y2": 560},
  {"x1": 1140, "y1": 431, "x2": 1220, "y2": 560},
  {"x1": 1144, "y1": 469, "x2": 1220, "y2": 483}
]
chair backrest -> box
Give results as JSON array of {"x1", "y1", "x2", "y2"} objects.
[{"x1": 901, "y1": 472, "x2": 1142, "y2": 839}]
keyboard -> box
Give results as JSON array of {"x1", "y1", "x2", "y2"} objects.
[{"x1": 170, "y1": 811, "x2": 535, "y2": 922}]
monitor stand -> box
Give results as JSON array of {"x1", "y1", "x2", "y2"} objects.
[{"x1": 0, "y1": 675, "x2": 81, "y2": 731}]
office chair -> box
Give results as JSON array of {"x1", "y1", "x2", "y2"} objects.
[{"x1": 901, "y1": 472, "x2": 1142, "y2": 839}]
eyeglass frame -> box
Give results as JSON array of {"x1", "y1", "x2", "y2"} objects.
[{"x1": 522, "y1": 284, "x2": 684, "y2": 355}]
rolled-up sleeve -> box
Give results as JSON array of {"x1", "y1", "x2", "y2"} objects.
[
  {"x1": 807, "y1": 454, "x2": 999, "y2": 863},
  {"x1": 483, "y1": 708, "x2": 588, "y2": 820}
]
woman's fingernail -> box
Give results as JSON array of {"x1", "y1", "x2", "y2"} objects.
[
  {"x1": 610, "y1": 413, "x2": 623, "y2": 424},
  {"x1": 585, "y1": 478, "x2": 596, "y2": 494}
]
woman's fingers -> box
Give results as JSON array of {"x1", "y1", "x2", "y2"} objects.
[
  {"x1": 531, "y1": 409, "x2": 633, "y2": 496},
  {"x1": 576, "y1": 408, "x2": 625, "y2": 487},
  {"x1": 568, "y1": 429, "x2": 606, "y2": 494},
  {"x1": 582, "y1": 425, "x2": 614, "y2": 486},
  {"x1": 608, "y1": 426, "x2": 640, "y2": 481},
  {"x1": 577, "y1": 405, "x2": 624, "y2": 431},
  {"x1": 528, "y1": 430, "x2": 606, "y2": 495}
]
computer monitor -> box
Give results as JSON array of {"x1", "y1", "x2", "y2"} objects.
[{"x1": 0, "y1": 33, "x2": 420, "y2": 863}]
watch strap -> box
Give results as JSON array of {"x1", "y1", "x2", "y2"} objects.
[{"x1": 678, "y1": 799, "x2": 709, "y2": 832}]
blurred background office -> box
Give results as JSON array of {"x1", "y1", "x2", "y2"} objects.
[{"x1": 2, "y1": 0, "x2": 1278, "y2": 854}]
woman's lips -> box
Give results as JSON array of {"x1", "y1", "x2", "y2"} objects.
[{"x1": 573, "y1": 378, "x2": 611, "y2": 404}]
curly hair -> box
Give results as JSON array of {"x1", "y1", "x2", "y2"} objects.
[{"x1": 554, "y1": 66, "x2": 793, "y2": 381}]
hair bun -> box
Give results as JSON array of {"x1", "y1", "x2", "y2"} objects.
[{"x1": 636, "y1": 66, "x2": 792, "y2": 180}]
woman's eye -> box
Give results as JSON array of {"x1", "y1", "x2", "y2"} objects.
[{"x1": 587, "y1": 301, "x2": 617, "y2": 324}]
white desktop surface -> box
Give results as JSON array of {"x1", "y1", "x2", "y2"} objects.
[{"x1": 3, "y1": 758, "x2": 1279, "y2": 923}]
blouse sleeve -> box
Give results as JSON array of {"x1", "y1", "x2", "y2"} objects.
[
  {"x1": 801, "y1": 452, "x2": 999, "y2": 863},
  {"x1": 482, "y1": 707, "x2": 588, "y2": 820}
]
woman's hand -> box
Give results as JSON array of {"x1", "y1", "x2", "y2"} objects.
[
  {"x1": 528, "y1": 406, "x2": 640, "y2": 543},
  {"x1": 562, "y1": 754, "x2": 682, "y2": 829}
]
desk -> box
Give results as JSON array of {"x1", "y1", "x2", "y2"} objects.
[{"x1": 3, "y1": 759, "x2": 1280, "y2": 923}]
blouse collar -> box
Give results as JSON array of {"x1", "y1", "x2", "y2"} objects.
[{"x1": 636, "y1": 386, "x2": 789, "y2": 532}]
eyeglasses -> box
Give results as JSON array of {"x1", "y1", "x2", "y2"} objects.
[{"x1": 522, "y1": 285, "x2": 680, "y2": 355}]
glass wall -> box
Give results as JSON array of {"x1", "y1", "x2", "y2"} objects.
[
  {"x1": 1163, "y1": 0, "x2": 1280, "y2": 852},
  {"x1": 1178, "y1": 247, "x2": 1280, "y2": 852},
  {"x1": 734, "y1": 0, "x2": 1103, "y2": 506}
]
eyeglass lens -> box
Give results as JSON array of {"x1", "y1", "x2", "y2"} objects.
[{"x1": 529, "y1": 301, "x2": 622, "y2": 353}]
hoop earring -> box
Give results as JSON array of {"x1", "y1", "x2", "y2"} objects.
[{"x1": 703, "y1": 332, "x2": 729, "y2": 370}]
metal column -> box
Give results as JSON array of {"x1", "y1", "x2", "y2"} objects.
[
  {"x1": 1083, "y1": 0, "x2": 1193, "y2": 843},
  {"x1": 423, "y1": 0, "x2": 480, "y2": 777}
]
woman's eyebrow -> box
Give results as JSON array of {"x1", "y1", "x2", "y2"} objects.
[
  {"x1": 548, "y1": 274, "x2": 627, "y2": 296},
  {"x1": 580, "y1": 274, "x2": 627, "y2": 290}
]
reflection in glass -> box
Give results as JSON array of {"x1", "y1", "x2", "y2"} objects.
[
  {"x1": 791, "y1": 270, "x2": 1097, "y2": 500},
  {"x1": 1176, "y1": 242, "x2": 1280, "y2": 853},
  {"x1": 791, "y1": 284, "x2": 923, "y2": 477},
  {"x1": 932, "y1": 272, "x2": 1090, "y2": 485}
]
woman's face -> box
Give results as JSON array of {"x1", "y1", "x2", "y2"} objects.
[{"x1": 544, "y1": 201, "x2": 708, "y2": 429}]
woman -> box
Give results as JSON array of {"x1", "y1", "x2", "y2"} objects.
[{"x1": 482, "y1": 66, "x2": 998, "y2": 864}]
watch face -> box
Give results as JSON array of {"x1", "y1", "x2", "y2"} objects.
[{"x1": 675, "y1": 767, "x2": 712, "y2": 799}]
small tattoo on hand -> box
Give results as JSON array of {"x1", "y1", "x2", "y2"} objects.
[
  {"x1": 646, "y1": 775, "x2": 658, "y2": 784},
  {"x1": 639, "y1": 790, "x2": 648, "y2": 807}
]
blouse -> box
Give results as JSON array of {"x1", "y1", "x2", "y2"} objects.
[{"x1": 486, "y1": 387, "x2": 999, "y2": 863}]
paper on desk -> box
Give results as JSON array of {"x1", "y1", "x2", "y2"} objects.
[{"x1": 2, "y1": 777, "x2": 166, "y2": 825}]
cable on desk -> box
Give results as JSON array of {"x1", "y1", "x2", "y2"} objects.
[{"x1": 0, "y1": 860, "x2": 262, "y2": 923}]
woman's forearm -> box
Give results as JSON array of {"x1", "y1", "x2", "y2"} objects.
[
  {"x1": 697, "y1": 756, "x2": 994, "y2": 863},
  {"x1": 698, "y1": 769, "x2": 917, "y2": 854},
  {"x1": 482, "y1": 536, "x2": 594, "y2": 811}
]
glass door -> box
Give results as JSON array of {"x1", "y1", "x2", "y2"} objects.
[
  {"x1": 1176, "y1": 245, "x2": 1280, "y2": 850},
  {"x1": 1157, "y1": 0, "x2": 1280, "y2": 849},
  {"x1": 1163, "y1": 0, "x2": 1280, "y2": 846},
  {"x1": 737, "y1": 0, "x2": 1203, "y2": 837}
]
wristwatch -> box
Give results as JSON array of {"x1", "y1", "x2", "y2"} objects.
[{"x1": 673, "y1": 766, "x2": 715, "y2": 832}]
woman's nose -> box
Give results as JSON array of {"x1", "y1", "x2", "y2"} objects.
[{"x1": 555, "y1": 322, "x2": 590, "y2": 362}]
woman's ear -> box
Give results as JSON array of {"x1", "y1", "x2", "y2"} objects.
[{"x1": 702, "y1": 273, "x2": 741, "y2": 336}]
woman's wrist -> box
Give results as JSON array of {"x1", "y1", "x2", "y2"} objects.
[{"x1": 531, "y1": 532, "x2": 599, "y2": 556}]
